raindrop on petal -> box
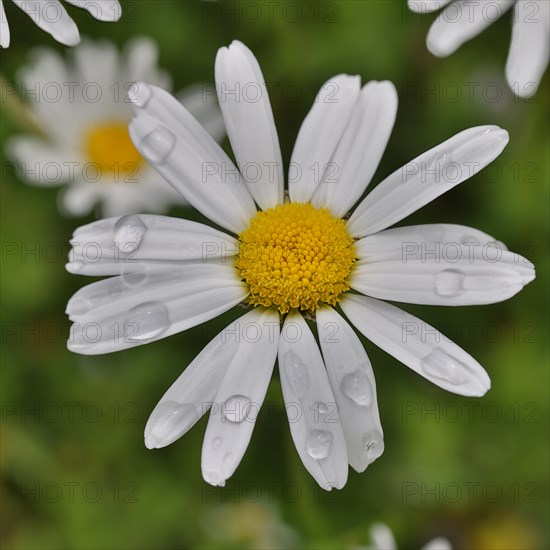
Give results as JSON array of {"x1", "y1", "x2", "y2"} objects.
[
  {"x1": 145, "y1": 401, "x2": 197, "y2": 448},
  {"x1": 222, "y1": 395, "x2": 252, "y2": 423},
  {"x1": 341, "y1": 368, "x2": 374, "y2": 407},
  {"x1": 140, "y1": 127, "x2": 176, "y2": 164},
  {"x1": 417, "y1": 224, "x2": 445, "y2": 243},
  {"x1": 306, "y1": 429, "x2": 333, "y2": 460},
  {"x1": 435, "y1": 269, "x2": 465, "y2": 297},
  {"x1": 131, "y1": 82, "x2": 152, "y2": 108},
  {"x1": 69, "y1": 260, "x2": 86, "y2": 273},
  {"x1": 123, "y1": 302, "x2": 170, "y2": 342},
  {"x1": 460, "y1": 235, "x2": 481, "y2": 246},
  {"x1": 67, "y1": 296, "x2": 93, "y2": 317},
  {"x1": 283, "y1": 350, "x2": 310, "y2": 398},
  {"x1": 421, "y1": 348, "x2": 471, "y2": 385},
  {"x1": 114, "y1": 215, "x2": 147, "y2": 254},
  {"x1": 121, "y1": 271, "x2": 149, "y2": 288},
  {"x1": 363, "y1": 429, "x2": 384, "y2": 463}
]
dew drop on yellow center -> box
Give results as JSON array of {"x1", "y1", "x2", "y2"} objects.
[
  {"x1": 85, "y1": 122, "x2": 144, "y2": 176},
  {"x1": 236, "y1": 203, "x2": 357, "y2": 313}
]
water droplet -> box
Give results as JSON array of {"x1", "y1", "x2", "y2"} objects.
[
  {"x1": 429, "y1": 149, "x2": 450, "y2": 169},
  {"x1": 306, "y1": 429, "x2": 333, "y2": 460},
  {"x1": 204, "y1": 471, "x2": 226, "y2": 487},
  {"x1": 131, "y1": 82, "x2": 152, "y2": 108},
  {"x1": 363, "y1": 429, "x2": 384, "y2": 462},
  {"x1": 460, "y1": 234, "x2": 481, "y2": 246},
  {"x1": 67, "y1": 296, "x2": 92, "y2": 317},
  {"x1": 145, "y1": 400, "x2": 196, "y2": 447},
  {"x1": 426, "y1": 150, "x2": 453, "y2": 182},
  {"x1": 69, "y1": 260, "x2": 86, "y2": 273},
  {"x1": 420, "y1": 348, "x2": 471, "y2": 385},
  {"x1": 222, "y1": 395, "x2": 252, "y2": 423},
  {"x1": 121, "y1": 271, "x2": 149, "y2": 288},
  {"x1": 283, "y1": 350, "x2": 310, "y2": 398},
  {"x1": 318, "y1": 402, "x2": 329, "y2": 414},
  {"x1": 222, "y1": 453, "x2": 233, "y2": 468},
  {"x1": 341, "y1": 369, "x2": 374, "y2": 407},
  {"x1": 114, "y1": 215, "x2": 147, "y2": 254},
  {"x1": 123, "y1": 302, "x2": 170, "y2": 342},
  {"x1": 140, "y1": 127, "x2": 176, "y2": 164},
  {"x1": 435, "y1": 269, "x2": 465, "y2": 297},
  {"x1": 108, "y1": 281, "x2": 124, "y2": 298},
  {"x1": 180, "y1": 243, "x2": 199, "y2": 255},
  {"x1": 417, "y1": 225, "x2": 445, "y2": 243},
  {"x1": 212, "y1": 437, "x2": 222, "y2": 449}
]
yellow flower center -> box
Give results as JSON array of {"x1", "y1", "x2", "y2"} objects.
[
  {"x1": 85, "y1": 122, "x2": 143, "y2": 175},
  {"x1": 236, "y1": 203, "x2": 357, "y2": 313}
]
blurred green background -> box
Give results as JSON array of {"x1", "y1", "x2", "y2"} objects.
[{"x1": 1, "y1": 1, "x2": 548, "y2": 548}]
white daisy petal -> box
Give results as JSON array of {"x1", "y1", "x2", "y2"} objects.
[
  {"x1": 426, "y1": 0, "x2": 515, "y2": 57},
  {"x1": 6, "y1": 137, "x2": 74, "y2": 186},
  {"x1": 316, "y1": 307, "x2": 384, "y2": 473},
  {"x1": 12, "y1": 0, "x2": 80, "y2": 46},
  {"x1": 129, "y1": 83, "x2": 257, "y2": 234},
  {"x1": 369, "y1": 522, "x2": 398, "y2": 550},
  {"x1": 16, "y1": 48, "x2": 83, "y2": 144},
  {"x1": 422, "y1": 537, "x2": 453, "y2": 550},
  {"x1": 312, "y1": 81, "x2": 398, "y2": 218},
  {"x1": 64, "y1": 0, "x2": 121, "y2": 21},
  {"x1": 289, "y1": 74, "x2": 361, "y2": 203},
  {"x1": 177, "y1": 84, "x2": 226, "y2": 143},
  {"x1": 506, "y1": 0, "x2": 550, "y2": 98},
  {"x1": 340, "y1": 294, "x2": 491, "y2": 397},
  {"x1": 67, "y1": 215, "x2": 238, "y2": 276},
  {"x1": 215, "y1": 40, "x2": 284, "y2": 210},
  {"x1": 67, "y1": 264, "x2": 247, "y2": 355},
  {"x1": 347, "y1": 126, "x2": 509, "y2": 238},
  {"x1": 408, "y1": 0, "x2": 453, "y2": 13},
  {"x1": 60, "y1": 182, "x2": 99, "y2": 217},
  {"x1": 73, "y1": 38, "x2": 119, "y2": 96},
  {"x1": 351, "y1": 247, "x2": 535, "y2": 306},
  {"x1": 145, "y1": 310, "x2": 254, "y2": 450},
  {"x1": 201, "y1": 308, "x2": 280, "y2": 487},
  {"x1": 355, "y1": 223, "x2": 508, "y2": 262},
  {"x1": 123, "y1": 36, "x2": 171, "y2": 92},
  {"x1": 1, "y1": 1, "x2": 10, "y2": 48},
  {"x1": 278, "y1": 312, "x2": 348, "y2": 490}
]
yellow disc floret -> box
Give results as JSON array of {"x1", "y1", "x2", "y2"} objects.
[
  {"x1": 85, "y1": 122, "x2": 144, "y2": 176},
  {"x1": 236, "y1": 202, "x2": 357, "y2": 313}
]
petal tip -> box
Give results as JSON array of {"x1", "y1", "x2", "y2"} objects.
[
  {"x1": 129, "y1": 81, "x2": 153, "y2": 109},
  {"x1": 203, "y1": 470, "x2": 227, "y2": 488}
]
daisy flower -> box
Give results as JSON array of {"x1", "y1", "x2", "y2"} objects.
[
  {"x1": 7, "y1": 37, "x2": 225, "y2": 217},
  {"x1": 0, "y1": 0, "x2": 121, "y2": 48},
  {"x1": 65, "y1": 41, "x2": 535, "y2": 489},
  {"x1": 362, "y1": 522, "x2": 452, "y2": 550},
  {"x1": 408, "y1": 0, "x2": 550, "y2": 97}
]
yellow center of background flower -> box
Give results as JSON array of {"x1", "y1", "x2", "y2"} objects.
[
  {"x1": 85, "y1": 122, "x2": 143, "y2": 175},
  {"x1": 236, "y1": 203, "x2": 357, "y2": 313}
]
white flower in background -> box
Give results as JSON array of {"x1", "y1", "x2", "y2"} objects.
[
  {"x1": 200, "y1": 502, "x2": 299, "y2": 549},
  {"x1": 362, "y1": 522, "x2": 452, "y2": 550},
  {"x1": 408, "y1": 0, "x2": 550, "y2": 97},
  {"x1": 0, "y1": 0, "x2": 121, "y2": 48},
  {"x1": 65, "y1": 41, "x2": 535, "y2": 489},
  {"x1": 7, "y1": 38, "x2": 225, "y2": 217}
]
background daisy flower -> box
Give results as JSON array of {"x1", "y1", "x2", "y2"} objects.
[
  {"x1": 6, "y1": 37, "x2": 225, "y2": 217},
  {"x1": 408, "y1": 0, "x2": 550, "y2": 97},
  {"x1": 362, "y1": 522, "x2": 452, "y2": 550},
  {"x1": 65, "y1": 41, "x2": 535, "y2": 490},
  {"x1": 0, "y1": 0, "x2": 121, "y2": 48}
]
